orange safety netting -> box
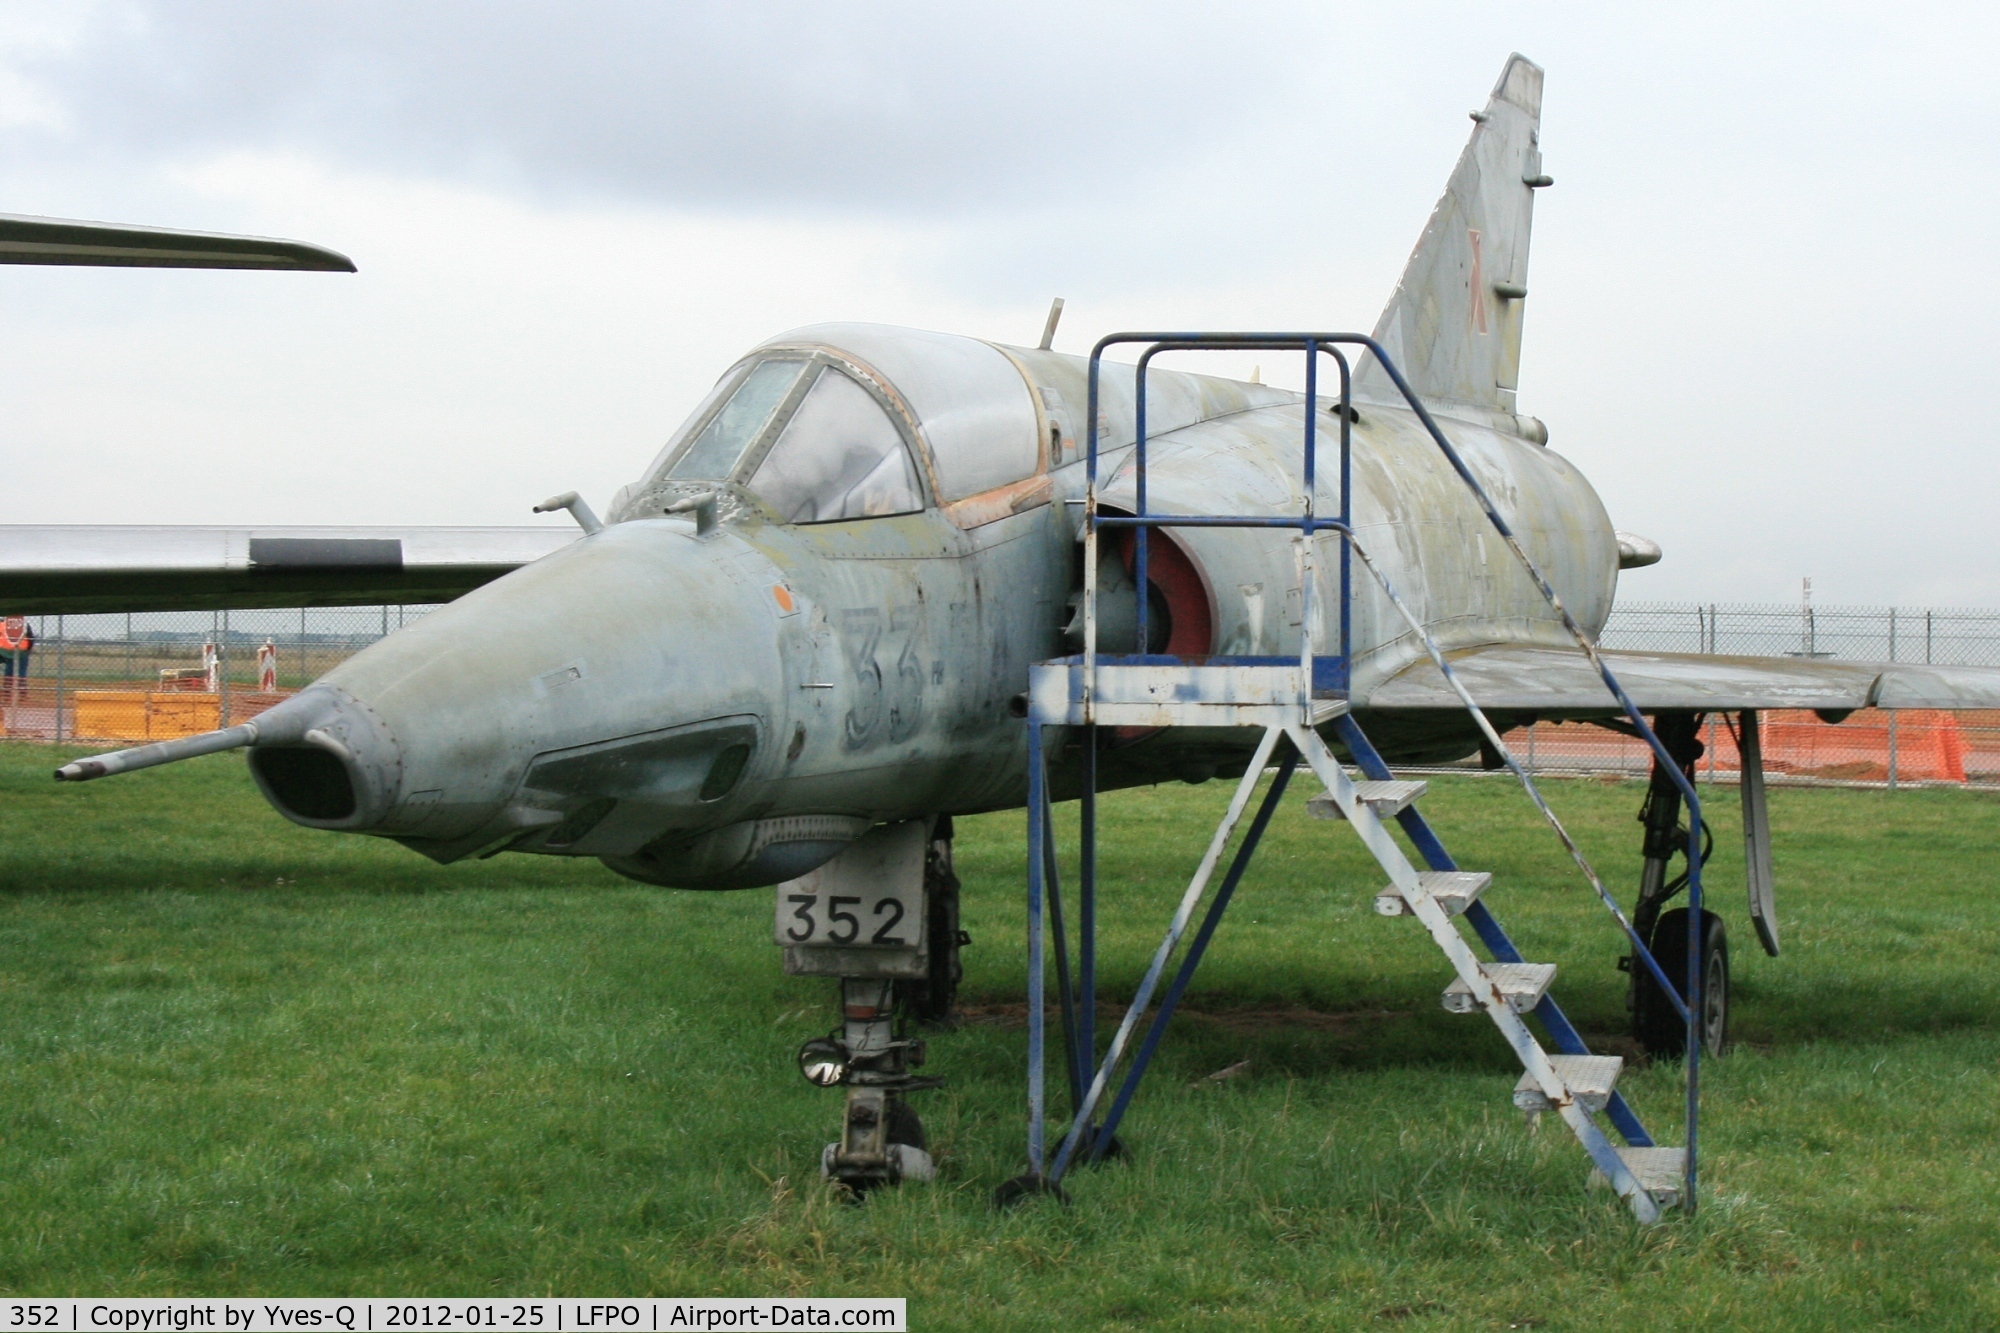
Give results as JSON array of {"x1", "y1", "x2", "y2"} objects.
[
  {"x1": 1714, "y1": 709, "x2": 1966, "y2": 783},
  {"x1": 1520, "y1": 709, "x2": 1984, "y2": 783}
]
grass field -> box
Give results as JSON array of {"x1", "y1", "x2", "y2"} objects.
[{"x1": 2, "y1": 741, "x2": 1998, "y2": 1329}]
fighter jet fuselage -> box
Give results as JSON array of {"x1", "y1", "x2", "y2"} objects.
[{"x1": 240, "y1": 322, "x2": 1617, "y2": 889}]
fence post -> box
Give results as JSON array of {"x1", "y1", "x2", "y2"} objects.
[
  {"x1": 219, "y1": 609, "x2": 231, "y2": 726},
  {"x1": 55, "y1": 613, "x2": 66, "y2": 743},
  {"x1": 1887, "y1": 710, "x2": 1898, "y2": 793},
  {"x1": 1927, "y1": 611, "x2": 1933, "y2": 664},
  {"x1": 1889, "y1": 607, "x2": 1897, "y2": 662}
]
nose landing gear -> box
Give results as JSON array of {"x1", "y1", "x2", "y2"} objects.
[
  {"x1": 807, "y1": 979, "x2": 940, "y2": 1193},
  {"x1": 779, "y1": 816, "x2": 964, "y2": 1195}
]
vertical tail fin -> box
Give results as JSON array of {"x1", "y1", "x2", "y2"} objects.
[{"x1": 1355, "y1": 54, "x2": 1547, "y2": 414}]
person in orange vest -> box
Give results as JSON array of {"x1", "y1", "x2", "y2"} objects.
[{"x1": 0, "y1": 616, "x2": 32, "y2": 697}]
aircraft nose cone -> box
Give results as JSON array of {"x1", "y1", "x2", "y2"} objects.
[{"x1": 253, "y1": 519, "x2": 791, "y2": 862}]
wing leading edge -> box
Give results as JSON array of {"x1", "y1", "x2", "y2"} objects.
[{"x1": 1361, "y1": 644, "x2": 2000, "y2": 714}]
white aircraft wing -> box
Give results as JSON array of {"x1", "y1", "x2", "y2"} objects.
[
  {"x1": 1360, "y1": 645, "x2": 2000, "y2": 714},
  {"x1": 0, "y1": 525, "x2": 579, "y2": 614}
]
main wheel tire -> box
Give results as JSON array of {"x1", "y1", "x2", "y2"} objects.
[{"x1": 1634, "y1": 907, "x2": 1729, "y2": 1059}]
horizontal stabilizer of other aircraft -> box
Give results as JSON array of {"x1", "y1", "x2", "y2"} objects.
[{"x1": 0, "y1": 213, "x2": 355, "y2": 271}]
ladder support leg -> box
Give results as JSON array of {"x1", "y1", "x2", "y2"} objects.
[
  {"x1": 1025, "y1": 722, "x2": 1047, "y2": 1177},
  {"x1": 1079, "y1": 729, "x2": 1098, "y2": 1105},
  {"x1": 1040, "y1": 781, "x2": 1086, "y2": 1118}
]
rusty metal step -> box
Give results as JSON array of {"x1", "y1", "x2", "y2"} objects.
[
  {"x1": 1307, "y1": 779, "x2": 1427, "y2": 821},
  {"x1": 1589, "y1": 1145, "x2": 1686, "y2": 1207},
  {"x1": 1375, "y1": 870, "x2": 1490, "y2": 918},
  {"x1": 1442, "y1": 962, "x2": 1556, "y2": 1014},
  {"x1": 1514, "y1": 1053, "x2": 1623, "y2": 1114}
]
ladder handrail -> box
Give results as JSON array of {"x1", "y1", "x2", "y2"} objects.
[
  {"x1": 1351, "y1": 338, "x2": 1707, "y2": 1211},
  {"x1": 1084, "y1": 333, "x2": 1359, "y2": 709}
]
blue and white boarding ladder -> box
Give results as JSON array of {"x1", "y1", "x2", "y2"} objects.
[{"x1": 1015, "y1": 333, "x2": 1710, "y2": 1224}]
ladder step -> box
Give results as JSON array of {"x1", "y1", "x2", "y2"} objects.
[
  {"x1": 1588, "y1": 1146, "x2": 1686, "y2": 1207},
  {"x1": 1375, "y1": 870, "x2": 1490, "y2": 918},
  {"x1": 1442, "y1": 962, "x2": 1557, "y2": 1014},
  {"x1": 1514, "y1": 1054, "x2": 1623, "y2": 1114},
  {"x1": 1307, "y1": 779, "x2": 1428, "y2": 822}
]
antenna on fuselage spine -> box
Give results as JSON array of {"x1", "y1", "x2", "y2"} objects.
[{"x1": 1038, "y1": 297, "x2": 1065, "y2": 351}]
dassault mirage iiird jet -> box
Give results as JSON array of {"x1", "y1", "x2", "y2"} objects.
[{"x1": 19, "y1": 55, "x2": 2000, "y2": 1215}]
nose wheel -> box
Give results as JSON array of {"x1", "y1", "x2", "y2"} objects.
[{"x1": 818, "y1": 1084, "x2": 937, "y2": 1195}]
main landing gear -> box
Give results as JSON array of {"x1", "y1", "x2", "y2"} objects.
[
  {"x1": 784, "y1": 816, "x2": 966, "y2": 1195},
  {"x1": 1622, "y1": 712, "x2": 1729, "y2": 1059}
]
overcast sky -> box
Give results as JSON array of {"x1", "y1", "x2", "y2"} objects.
[{"x1": 2, "y1": 2, "x2": 1996, "y2": 605}]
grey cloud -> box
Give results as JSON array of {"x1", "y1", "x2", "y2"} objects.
[{"x1": 6, "y1": 0, "x2": 1322, "y2": 215}]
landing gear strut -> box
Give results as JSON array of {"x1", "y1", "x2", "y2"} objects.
[{"x1": 1624, "y1": 712, "x2": 1729, "y2": 1058}]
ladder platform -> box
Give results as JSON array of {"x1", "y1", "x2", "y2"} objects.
[
  {"x1": 1308, "y1": 779, "x2": 1428, "y2": 821},
  {"x1": 1026, "y1": 660, "x2": 1348, "y2": 728},
  {"x1": 1514, "y1": 1054, "x2": 1623, "y2": 1114},
  {"x1": 1589, "y1": 1146, "x2": 1686, "y2": 1207},
  {"x1": 1375, "y1": 870, "x2": 1490, "y2": 918},
  {"x1": 1442, "y1": 962, "x2": 1556, "y2": 1014}
]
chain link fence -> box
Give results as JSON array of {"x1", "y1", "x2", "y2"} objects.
[
  {"x1": 1453, "y1": 601, "x2": 2000, "y2": 787},
  {"x1": 1600, "y1": 601, "x2": 2000, "y2": 666},
  {"x1": 3, "y1": 599, "x2": 1998, "y2": 788},
  {"x1": 0, "y1": 606, "x2": 439, "y2": 744}
]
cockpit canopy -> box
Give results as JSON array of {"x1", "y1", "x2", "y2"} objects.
[
  {"x1": 617, "y1": 323, "x2": 1041, "y2": 526},
  {"x1": 659, "y1": 355, "x2": 922, "y2": 523}
]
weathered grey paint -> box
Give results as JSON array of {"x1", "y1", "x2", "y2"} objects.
[
  {"x1": 107, "y1": 313, "x2": 2000, "y2": 886},
  {"x1": 1354, "y1": 54, "x2": 1547, "y2": 413}
]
